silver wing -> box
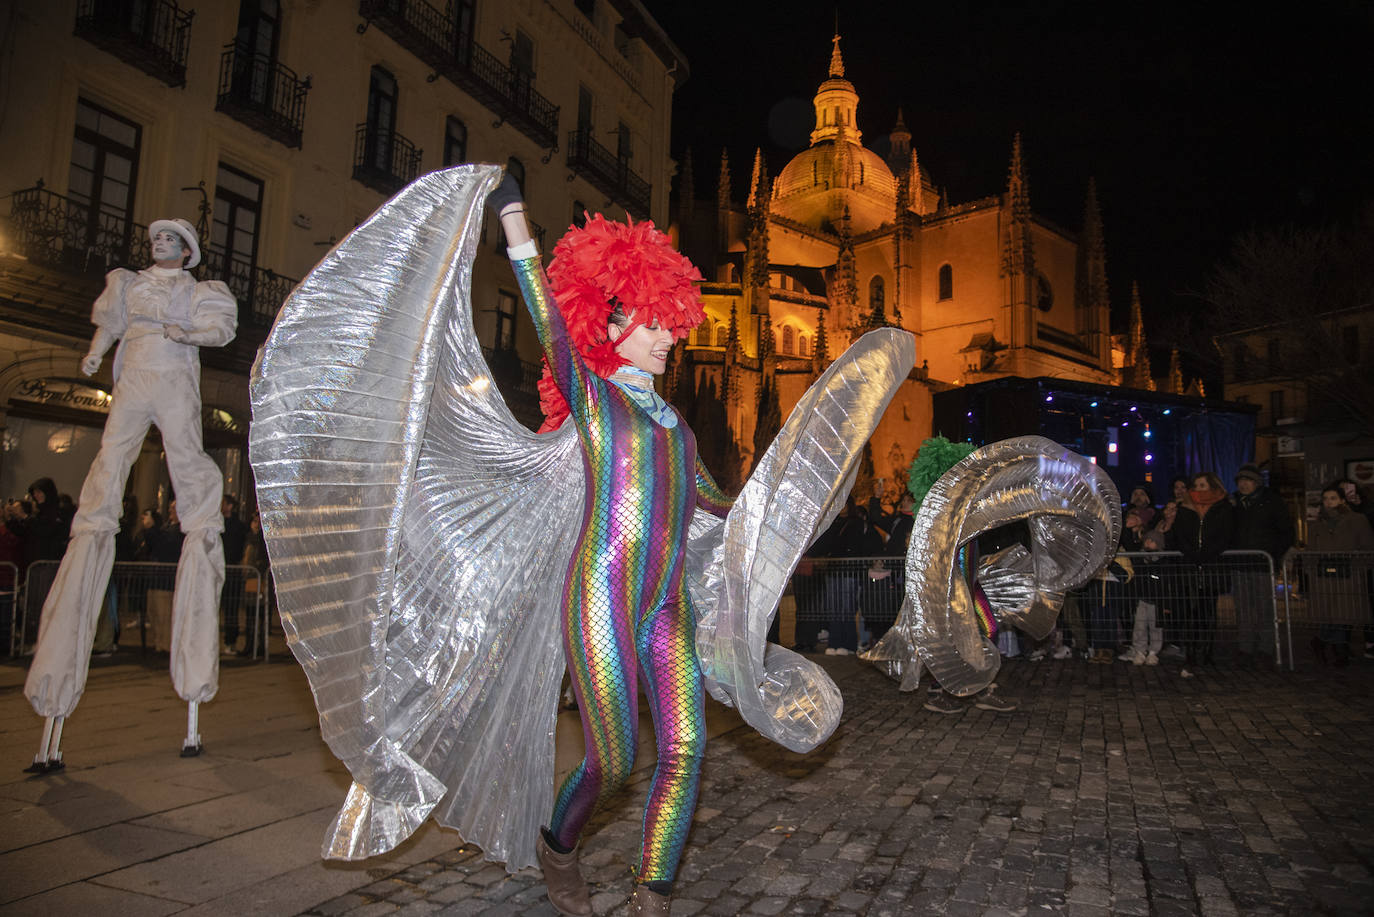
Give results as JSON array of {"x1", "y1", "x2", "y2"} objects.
[{"x1": 864, "y1": 436, "x2": 1121, "y2": 695}]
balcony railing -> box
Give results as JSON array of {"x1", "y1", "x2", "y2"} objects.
[
  {"x1": 216, "y1": 41, "x2": 311, "y2": 149},
  {"x1": 357, "y1": 0, "x2": 559, "y2": 151},
  {"x1": 352, "y1": 124, "x2": 423, "y2": 196},
  {"x1": 5, "y1": 183, "x2": 297, "y2": 331},
  {"x1": 74, "y1": 0, "x2": 194, "y2": 88},
  {"x1": 566, "y1": 129, "x2": 651, "y2": 219}
]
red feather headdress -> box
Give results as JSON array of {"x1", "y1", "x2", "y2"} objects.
[{"x1": 537, "y1": 214, "x2": 704, "y2": 430}]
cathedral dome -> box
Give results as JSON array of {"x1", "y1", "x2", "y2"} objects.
[{"x1": 775, "y1": 139, "x2": 896, "y2": 202}]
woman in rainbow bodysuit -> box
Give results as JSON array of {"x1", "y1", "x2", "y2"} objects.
[{"x1": 491, "y1": 178, "x2": 729, "y2": 916}]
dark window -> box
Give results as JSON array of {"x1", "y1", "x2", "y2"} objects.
[
  {"x1": 450, "y1": 0, "x2": 475, "y2": 64},
  {"x1": 511, "y1": 30, "x2": 534, "y2": 107},
  {"x1": 443, "y1": 116, "x2": 467, "y2": 166},
  {"x1": 572, "y1": 200, "x2": 587, "y2": 228},
  {"x1": 365, "y1": 66, "x2": 398, "y2": 173},
  {"x1": 714, "y1": 324, "x2": 727, "y2": 347},
  {"x1": 1270, "y1": 388, "x2": 1285, "y2": 423},
  {"x1": 1342, "y1": 325, "x2": 1359, "y2": 364},
  {"x1": 782, "y1": 325, "x2": 795, "y2": 355},
  {"x1": 868, "y1": 275, "x2": 884, "y2": 313},
  {"x1": 495, "y1": 290, "x2": 517, "y2": 351},
  {"x1": 577, "y1": 85, "x2": 593, "y2": 133},
  {"x1": 68, "y1": 98, "x2": 142, "y2": 245},
  {"x1": 938, "y1": 264, "x2": 953, "y2": 300},
  {"x1": 799, "y1": 333, "x2": 809, "y2": 357},
  {"x1": 617, "y1": 121, "x2": 631, "y2": 163},
  {"x1": 232, "y1": 0, "x2": 281, "y2": 104},
  {"x1": 210, "y1": 162, "x2": 264, "y2": 292}
]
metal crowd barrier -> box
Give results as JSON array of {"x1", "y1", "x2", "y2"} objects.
[
  {"x1": 1281, "y1": 550, "x2": 1374, "y2": 668},
  {"x1": 11, "y1": 560, "x2": 271, "y2": 661},
  {"x1": 783, "y1": 551, "x2": 1288, "y2": 668},
  {"x1": 2, "y1": 561, "x2": 19, "y2": 656}
]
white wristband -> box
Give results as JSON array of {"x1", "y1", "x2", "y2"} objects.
[{"x1": 506, "y1": 240, "x2": 539, "y2": 261}]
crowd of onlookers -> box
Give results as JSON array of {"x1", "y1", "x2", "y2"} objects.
[
  {"x1": 0, "y1": 478, "x2": 269, "y2": 657},
  {"x1": 782, "y1": 465, "x2": 1374, "y2": 679}
]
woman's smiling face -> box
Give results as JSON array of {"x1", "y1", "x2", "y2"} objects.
[{"x1": 609, "y1": 311, "x2": 674, "y2": 375}]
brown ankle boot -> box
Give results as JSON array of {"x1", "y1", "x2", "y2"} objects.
[
  {"x1": 629, "y1": 884, "x2": 671, "y2": 916},
  {"x1": 536, "y1": 833, "x2": 591, "y2": 916}
]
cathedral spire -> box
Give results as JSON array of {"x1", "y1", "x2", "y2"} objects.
[
  {"x1": 1167, "y1": 346, "x2": 1184, "y2": 395},
  {"x1": 748, "y1": 147, "x2": 767, "y2": 209},
  {"x1": 829, "y1": 32, "x2": 845, "y2": 78},
  {"x1": 717, "y1": 148, "x2": 732, "y2": 210},
  {"x1": 1074, "y1": 177, "x2": 1109, "y2": 360},
  {"x1": 812, "y1": 311, "x2": 829, "y2": 377},
  {"x1": 809, "y1": 33, "x2": 860, "y2": 146},
  {"x1": 1006, "y1": 132, "x2": 1030, "y2": 219},
  {"x1": 1123, "y1": 282, "x2": 1155, "y2": 390}
]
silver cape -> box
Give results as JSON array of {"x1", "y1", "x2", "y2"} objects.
[
  {"x1": 863, "y1": 436, "x2": 1121, "y2": 695},
  {"x1": 248, "y1": 164, "x2": 915, "y2": 868}
]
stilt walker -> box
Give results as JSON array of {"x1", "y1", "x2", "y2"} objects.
[{"x1": 23, "y1": 218, "x2": 236, "y2": 770}]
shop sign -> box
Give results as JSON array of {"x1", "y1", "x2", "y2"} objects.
[{"x1": 12, "y1": 378, "x2": 112, "y2": 414}]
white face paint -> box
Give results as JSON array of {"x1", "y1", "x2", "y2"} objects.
[{"x1": 151, "y1": 229, "x2": 186, "y2": 266}]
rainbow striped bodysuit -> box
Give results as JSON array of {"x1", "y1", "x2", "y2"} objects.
[{"x1": 510, "y1": 254, "x2": 731, "y2": 886}]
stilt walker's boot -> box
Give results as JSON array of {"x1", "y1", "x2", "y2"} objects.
[
  {"x1": 629, "y1": 884, "x2": 672, "y2": 916},
  {"x1": 536, "y1": 831, "x2": 591, "y2": 916}
]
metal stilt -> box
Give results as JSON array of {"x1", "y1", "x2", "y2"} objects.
[
  {"x1": 24, "y1": 715, "x2": 66, "y2": 773},
  {"x1": 180, "y1": 701, "x2": 202, "y2": 757}
]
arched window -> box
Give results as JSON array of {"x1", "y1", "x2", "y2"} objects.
[
  {"x1": 869, "y1": 275, "x2": 884, "y2": 313},
  {"x1": 714, "y1": 323, "x2": 728, "y2": 347},
  {"x1": 938, "y1": 264, "x2": 953, "y2": 300},
  {"x1": 572, "y1": 200, "x2": 587, "y2": 228},
  {"x1": 693, "y1": 322, "x2": 710, "y2": 346},
  {"x1": 781, "y1": 325, "x2": 795, "y2": 355},
  {"x1": 798, "y1": 333, "x2": 809, "y2": 357},
  {"x1": 443, "y1": 116, "x2": 467, "y2": 166}
]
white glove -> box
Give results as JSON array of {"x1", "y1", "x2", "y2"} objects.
[
  {"x1": 81, "y1": 353, "x2": 102, "y2": 376},
  {"x1": 163, "y1": 324, "x2": 192, "y2": 343}
]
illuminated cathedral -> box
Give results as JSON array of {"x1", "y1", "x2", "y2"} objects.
[{"x1": 668, "y1": 34, "x2": 1128, "y2": 494}]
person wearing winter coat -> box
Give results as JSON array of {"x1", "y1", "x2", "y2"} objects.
[
  {"x1": 1169, "y1": 472, "x2": 1235, "y2": 676},
  {"x1": 1230, "y1": 464, "x2": 1294, "y2": 664},
  {"x1": 1308, "y1": 485, "x2": 1374, "y2": 665}
]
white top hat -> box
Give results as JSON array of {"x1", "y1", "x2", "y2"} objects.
[{"x1": 148, "y1": 218, "x2": 202, "y2": 268}]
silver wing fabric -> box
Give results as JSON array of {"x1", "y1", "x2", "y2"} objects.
[
  {"x1": 864, "y1": 436, "x2": 1121, "y2": 695},
  {"x1": 692, "y1": 329, "x2": 915, "y2": 752},
  {"x1": 250, "y1": 164, "x2": 914, "y2": 868}
]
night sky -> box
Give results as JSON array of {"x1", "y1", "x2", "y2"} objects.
[{"x1": 642, "y1": 0, "x2": 1374, "y2": 377}]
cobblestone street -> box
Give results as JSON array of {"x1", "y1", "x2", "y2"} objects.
[
  {"x1": 4, "y1": 653, "x2": 1373, "y2": 916},
  {"x1": 303, "y1": 656, "x2": 1374, "y2": 917}
]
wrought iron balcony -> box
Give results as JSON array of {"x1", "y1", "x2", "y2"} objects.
[
  {"x1": 566, "y1": 129, "x2": 651, "y2": 219},
  {"x1": 216, "y1": 41, "x2": 311, "y2": 149},
  {"x1": 4, "y1": 183, "x2": 297, "y2": 334},
  {"x1": 357, "y1": 0, "x2": 559, "y2": 151},
  {"x1": 74, "y1": 0, "x2": 194, "y2": 88},
  {"x1": 352, "y1": 124, "x2": 423, "y2": 196}
]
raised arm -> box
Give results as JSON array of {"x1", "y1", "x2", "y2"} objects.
[
  {"x1": 695, "y1": 456, "x2": 732, "y2": 518},
  {"x1": 491, "y1": 176, "x2": 598, "y2": 424}
]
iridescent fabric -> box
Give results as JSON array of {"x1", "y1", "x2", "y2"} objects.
[
  {"x1": 863, "y1": 436, "x2": 1121, "y2": 695},
  {"x1": 249, "y1": 164, "x2": 915, "y2": 870},
  {"x1": 507, "y1": 252, "x2": 712, "y2": 882}
]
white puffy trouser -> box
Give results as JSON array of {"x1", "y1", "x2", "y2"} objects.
[{"x1": 25, "y1": 365, "x2": 225, "y2": 718}]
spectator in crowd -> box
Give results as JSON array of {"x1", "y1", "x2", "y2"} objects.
[
  {"x1": 0, "y1": 501, "x2": 25, "y2": 650},
  {"x1": 133, "y1": 508, "x2": 163, "y2": 562},
  {"x1": 1156, "y1": 500, "x2": 1179, "y2": 548},
  {"x1": 1308, "y1": 484, "x2": 1374, "y2": 665},
  {"x1": 1121, "y1": 509, "x2": 1147, "y2": 552},
  {"x1": 1127, "y1": 485, "x2": 1157, "y2": 528},
  {"x1": 57, "y1": 493, "x2": 77, "y2": 530},
  {"x1": 1087, "y1": 552, "x2": 1133, "y2": 662},
  {"x1": 1230, "y1": 464, "x2": 1294, "y2": 666},
  {"x1": 1334, "y1": 478, "x2": 1374, "y2": 527},
  {"x1": 818, "y1": 501, "x2": 884, "y2": 655},
  {"x1": 1170, "y1": 476, "x2": 1190, "y2": 507},
  {"x1": 219, "y1": 495, "x2": 249, "y2": 656},
  {"x1": 23, "y1": 478, "x2": 70, "y2": 644},
  {"x1": 154, "y1": 500, "x2": 185, "y2": 565},
  {"x1": 1120, "y1": 529, "x2": 1169, "y2": 665},
  {"x1": 238, "y1": 511, "x2": 270, "y2": 657},
  {"x1": 1171, "y1": 471, "x2": 1235, "y2": 677}
]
